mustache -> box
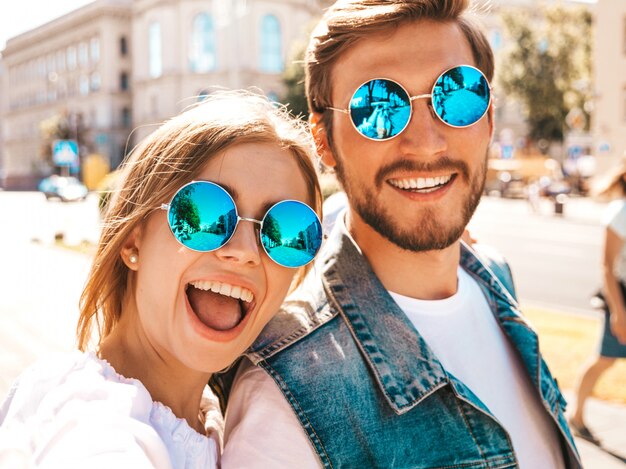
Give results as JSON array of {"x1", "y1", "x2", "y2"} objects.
[{"x1": 375, "y1": 156, "x2": 470, "y2": 188}]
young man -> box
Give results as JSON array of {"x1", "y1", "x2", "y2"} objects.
[{"x1": 218, "y1": 1, "x2": 581, "y2": 467}]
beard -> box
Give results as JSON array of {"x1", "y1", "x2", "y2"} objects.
[{"x1": 334, "y1": 153, "x2": 487, "y2": 252}]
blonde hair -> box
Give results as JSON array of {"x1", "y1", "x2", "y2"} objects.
[
  {"x1": 77, "y1": 92, "x2": 322, "y2": 350},
  {"x1": 305, "y1": 0, "x2": 494, "y2": 147}
]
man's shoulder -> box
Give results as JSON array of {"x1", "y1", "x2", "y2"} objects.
[
  {"x1": 246, "y1": 268, "x2": 338, "y2": 363},
  {"x1": 462, "y1": 242, "x2": 518, "y2": 302}
]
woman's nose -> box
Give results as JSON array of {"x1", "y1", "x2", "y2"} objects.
[{"x1": 215, "y1": 220, "x2": 262, "y2": 266}]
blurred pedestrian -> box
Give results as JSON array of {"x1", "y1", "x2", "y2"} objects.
[
  {"x1": 0, "y1": 92, "x2": 323, "y2": 468},
  {"x1": 570, "y1": 159, "x2": 626, "y2": 443}
]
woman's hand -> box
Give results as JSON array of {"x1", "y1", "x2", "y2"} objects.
[{"x1": 610, "y1": 311, "x2": 626, "y2": 344}]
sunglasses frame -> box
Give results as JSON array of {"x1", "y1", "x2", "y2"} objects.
[
  {"x1": 327, "y1": 64, "x2": 492, "y2": 141},
  {"x1": 160, "y1": 180, "x2": 322, "y2": 268}
]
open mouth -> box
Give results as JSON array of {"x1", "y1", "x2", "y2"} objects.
[
  {"x1": 388, "y1": 174, "x2": 456, "y2": 194},
  {"x1": 185, "y1": 280, "x2": 255, "y2": 332}
]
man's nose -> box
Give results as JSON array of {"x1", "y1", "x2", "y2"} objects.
[{"x1": 397, "y1": 100, "x2": 448, "y2": 156}]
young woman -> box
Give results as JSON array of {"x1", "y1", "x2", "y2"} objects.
[
  {"x1": 0, "y1": 92, "x2": 323, "y2": 468},
  {"x1": 570, "y1": 159, "x2": 626, "y2": 443}
]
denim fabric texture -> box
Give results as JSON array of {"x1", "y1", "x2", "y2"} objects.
[{"x1": 222, "y1": 221, "x2": 581, "y2": 469}]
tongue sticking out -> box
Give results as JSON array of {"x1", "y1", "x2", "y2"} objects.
[{"x1": 187, "y1": 286, "x2": 243, "y2": 331}]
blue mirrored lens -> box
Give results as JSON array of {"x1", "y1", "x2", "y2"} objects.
[
  {"x1": 349, "y1": 79, "x2": 411, "y2": 140},
  {"x1": 260, "y1": 201, "x2": 322, "y2": 268},
  {"x1": 432, "y1": 65, "x2": 490, "y2": 128},
  {"x1": 168, "y1": 181, "x2": 237, "y2": 252}
]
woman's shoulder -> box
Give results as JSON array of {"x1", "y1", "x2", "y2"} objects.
[
  {"x1": 1, "y1": 350, "x2": 154, "y2": 423},
  {"x1": 1, "y1": 351, "x2": 219, "y2": 468}
]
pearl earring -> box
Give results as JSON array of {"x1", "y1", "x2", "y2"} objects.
[{"x1": 129, "y1": 252, "x2": 138, "y2": 264}]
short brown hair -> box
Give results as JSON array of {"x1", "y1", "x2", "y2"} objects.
[
  {"x1": 305, "y1": 0, "x2": 494, "y2": 143},
  {"x1": 77, "y1": 92, "x2": 322, "y2": 350}
]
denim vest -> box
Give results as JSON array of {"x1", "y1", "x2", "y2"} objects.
[{"x1": 215, "y1": 224, "x2": 581, "y2": 469}]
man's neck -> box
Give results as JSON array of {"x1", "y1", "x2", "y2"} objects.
[{"x1": 346, "y1": 210, "x2": 461, "y2": 300}]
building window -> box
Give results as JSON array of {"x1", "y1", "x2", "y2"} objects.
[
  {"x1": 47, "y1": 54, "x2": 56, "y2": 75},
  {"x1": 120, "y1": 36, "x2": 128, "y2": 56},
  {"x1": 38, "y1": 58, "x2": 46, "y2": 78},
  {"x1": 79, "y1": 42, "x2": 89, "y2": 67},
  {"x1": 91, "y1": 37, "x2": 100, "y2": 63},
  {"x1": 260, "y1": 14, "x2": 283, "y2": 73},
  {"x1": 67, "y1": 46, "x2": 77, "y2": 70},
  {"x1": 189, "y1": 13, "x2": 217, "y2": 72},
  {"x1": 623, "y1": 17, "x2": 626, "y2": 55},
  {"x1": 149, "y1": 22, "x2": 162, "y2": 78},
  {"x1": 120, "y1": 72, "x2": 129, "y2": 91},
  {"x1": 91, "y1": 72, "x2": 101, "y2": 92},
  {"x1": 56, "y1": 50, "x2": 65, "y2": 72},
  {"x1": 121, "y1": 107, "x2": 132, "y2": 127},
  {"x1": 79, "y1": 75, "x2": 90, "y2": 95},
  {"x1": 490, "y1": 30, "x2": 502, "y2": 52}
]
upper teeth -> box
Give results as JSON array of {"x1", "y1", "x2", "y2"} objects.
[
  {"x1": 389, "y1": 175, "x2": 452, "y2": 190},
  {"x1": 189, "y1": 280, "x2": 254, "y2": 303}
]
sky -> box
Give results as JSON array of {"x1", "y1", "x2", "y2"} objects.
[{"x1": 0, "y1": 0, "x2": 93, "y2": 51}]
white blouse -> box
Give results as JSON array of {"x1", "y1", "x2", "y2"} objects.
[{"x1": 0, "y1": 351, "x2": 220, "y2": 469}]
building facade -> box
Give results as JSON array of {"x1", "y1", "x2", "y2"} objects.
[
  {"x1": 1, "y1": 0, "x2": 133, "y2": 189},
  {"x1": 0, "y1": 59, "x2": 5, "y2": 187},
  {"x1": 0, "y1": 0, "x2": 603, "y2": 189},
  {"x1": 593, "y1": 0, "x2": 626, "y2": 171},
  {"x1": 0, "y1": 0, "x2": 323, "y2": 189},
  {"x1": 131, "y1": 0, "x2": 321, "y2": 142}
]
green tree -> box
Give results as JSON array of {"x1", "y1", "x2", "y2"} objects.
[
  {"x1": 282, "y1": 39, "x2": 309, "y2": 119},
  {"x1": 171, "y1": 187, "x2": 200, "y2": 233},
  {"x1": 263, "y1": 214, "x2": 282, "y2": 246},
  {"x1": 498, "y1": 5, "x2": 593, "y2": 144}
]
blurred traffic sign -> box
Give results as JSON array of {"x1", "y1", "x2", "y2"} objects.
[{"x1": 52, "y1": 140, "x2": 79, "y2": 167}]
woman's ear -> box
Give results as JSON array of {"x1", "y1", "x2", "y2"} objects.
[
  {"x1": 309, "y1": 113, "x2": 337, "y2": 169},
  {"x1": 120, "y1": 226, "x2": 143, "y2": 271}
]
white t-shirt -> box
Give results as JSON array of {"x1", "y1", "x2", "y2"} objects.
[
  {"x1": 605, "y1": 199, "x2": 626, "y2": 282},
  {"x1": 222, "y1": 269, "x2": 564, "y2": 469},
  {"x1": 0, "y1": 351, "x2": 220, "y2": 469}
]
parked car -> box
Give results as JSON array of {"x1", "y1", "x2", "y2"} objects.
[{"x1": 38, "y1": 175, "x2": 89, "y2": 202}]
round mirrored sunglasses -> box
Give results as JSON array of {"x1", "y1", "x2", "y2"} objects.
[
  {"x1": 160, "y1": 181, "x2": 323, "y2": 268},
  {"x1": 327, "y1": 65, "x2": 492, "y2": 141}
]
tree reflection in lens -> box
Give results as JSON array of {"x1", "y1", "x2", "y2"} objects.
[
  {"x1": 433, "y1": 66, "x2": 490, "y2": 127},
  {"x1": 261, "y1": 201, "x2": 322, "y2": 268},
  {"x1": 169, "y1": 182, "x2": 237, "y2": 252}
]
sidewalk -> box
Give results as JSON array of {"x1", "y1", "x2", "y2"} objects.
[
  {"x1": 524, "y1": 197, "x2": 626, "y2": 466},
  {"x1": 563, "y1": 391, "x2": 626, "y2": 468}
]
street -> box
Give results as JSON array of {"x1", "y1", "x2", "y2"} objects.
[
  {"x1": 0, "y1": 192, "x2": 97, "y2": 397},
  {"x1": 469, "y1": 195, "x2": 605, "y2": 316}
]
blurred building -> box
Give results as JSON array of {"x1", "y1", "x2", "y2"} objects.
[
  {"x1": 0, "y1": 0, "x2": 324, "y2": 189},
  {"x1": 593, "y1": 0, "x2": 626, "y2": 171},
  {"x1": 0, "y1": 0, "x2": 133, "y2": 189},
  {"x1": 0, "y1": 58, "x2": 5, "y2": 187},
  {"x1": 484, "y1": 0, "x2": 596, "y2": 158}
]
